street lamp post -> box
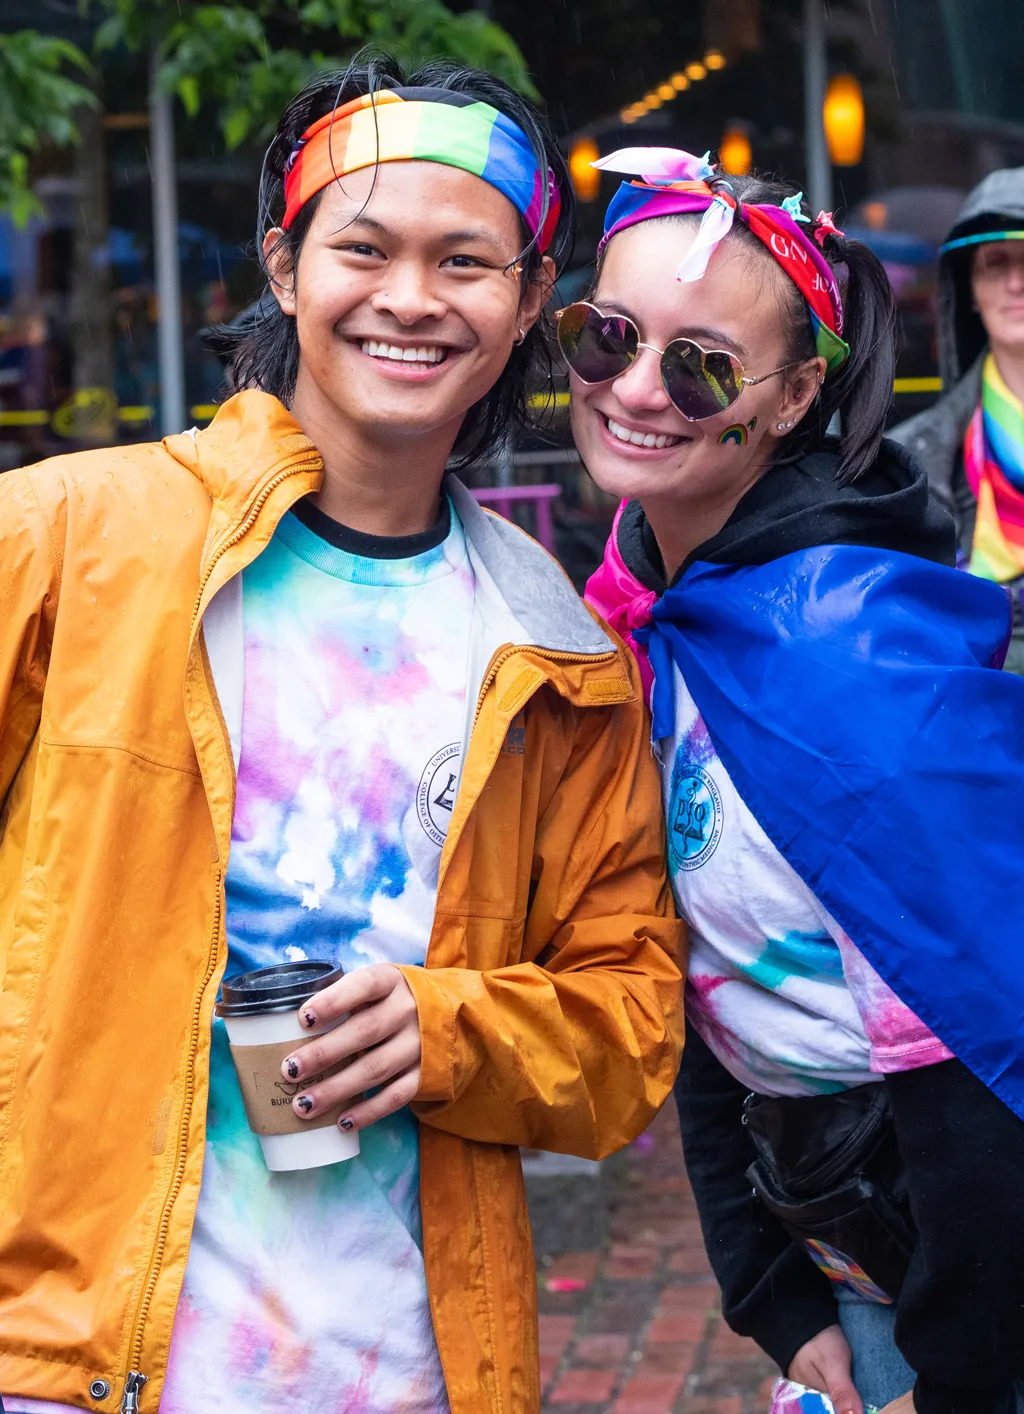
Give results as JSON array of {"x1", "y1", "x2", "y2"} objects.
[
  {"x1": 149, "y1": 48, "x2": 187, "y2": 438},
  {"x1": 802, "y1": 0, "x2": 832, "y2": 215}
]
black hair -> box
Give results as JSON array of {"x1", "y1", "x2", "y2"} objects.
[
  {"x1": 213, "y1": 50, "x2": 575, "y2": 470},
  {"x1": 599, "y1": 172, "x2": 897, "y2": 485}
]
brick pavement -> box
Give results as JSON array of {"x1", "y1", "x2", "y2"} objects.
[{"x1": 532, "y1": 1103, "x2": 776, "y2": 1414}]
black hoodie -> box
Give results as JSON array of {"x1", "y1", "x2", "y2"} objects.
[
  {"x1": 617, "y1": 446, "x2": 1024, "y2": 1414},
  {"x1": 617, "y1": 436, "x2": 955, "y2": 591}
]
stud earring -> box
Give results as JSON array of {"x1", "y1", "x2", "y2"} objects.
[{"x1": 777, "y1": 421, "x2": 787, "y2": 431}]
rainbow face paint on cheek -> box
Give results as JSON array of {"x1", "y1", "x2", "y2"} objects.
[{"x1": 718, "y1": 424, "x2": 749, "y2": 446}]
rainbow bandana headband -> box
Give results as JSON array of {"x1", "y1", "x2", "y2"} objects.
[
  {"x1": 282, "y1": 87, "x2": 561, "y2": 251},
  {"x1": 594, "y1": 148, "x2": 851, "y2": 372}
]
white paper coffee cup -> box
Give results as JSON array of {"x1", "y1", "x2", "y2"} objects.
[{"x1": 217, "y1": 962, "x2": 360, "y2": 1171}]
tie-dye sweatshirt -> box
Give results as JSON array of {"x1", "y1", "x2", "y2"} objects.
[{"x1": 664, "y1": 668, "x2": 951, "y2": 1097}]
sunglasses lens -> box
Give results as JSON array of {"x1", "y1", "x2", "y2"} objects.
[
  {"x1": 661, "y1": 341, "x2": 743, "y2": 420},
  {"x1": 557, "y1": 304, "x2": 638, "y2": 383}
]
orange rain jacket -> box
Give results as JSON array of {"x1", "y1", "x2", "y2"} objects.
[{"x1": 0, "y1": 391, "x2": 684, "y2": 1414}]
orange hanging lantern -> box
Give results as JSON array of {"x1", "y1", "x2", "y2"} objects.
[
  {"x1": 719, "y1": 127, "x2": 752, "y2": 176},
  {"x1": 569, "y1": 135, "x2": 601, "y2": 202},
  {"x1": 823, "y1": 74, "x2": 865, "y2": 166}
]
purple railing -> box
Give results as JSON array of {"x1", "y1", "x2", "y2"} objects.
[{"x1": 470, "y1": 483, "x2": 561, "y2": 553}]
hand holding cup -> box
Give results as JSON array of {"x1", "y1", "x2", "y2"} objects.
[{"x1": 282, "y1": 964, "x2": 422, "y2": 1134}]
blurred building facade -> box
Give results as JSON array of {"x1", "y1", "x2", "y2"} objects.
[{"x1": 1, "y1": 0, "x2": 1022, "y2": 491}]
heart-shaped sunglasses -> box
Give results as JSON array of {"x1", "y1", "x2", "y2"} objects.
[{"x1": 555, "y1": 301, "x2": 800, "y2": 423}]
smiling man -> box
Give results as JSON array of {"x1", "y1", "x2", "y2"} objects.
[{"x1": 0, "y1": 59, "x2": 683, "y2": 1414}]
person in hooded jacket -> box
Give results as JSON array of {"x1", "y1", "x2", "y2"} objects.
[
  {"x1": 890, "y1": 167, "x2": 1024, "y2": 671},
  {"x1": 572, "y1": 149, "x2": 1024, "y2": 1414}
]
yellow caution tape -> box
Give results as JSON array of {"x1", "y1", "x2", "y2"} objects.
[
  {"x1": 893, "y1": 377, "x2": 943, "y2": 394},
  {"x1": 0, "y1": 378, "x2": 946, "y2": 433}
]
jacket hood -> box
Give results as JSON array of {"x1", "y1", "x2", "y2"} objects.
[
  {"x1": 583, "y1": 439, "x2": 955, "y2": 695},
  {"x1": 938, "y1": 166, "x2": 1024, "y2": 385},
  {"x1": 165, "y1": 388, "x2": 614, "y2": 661},
  {"x1": 624, "y1": 438, "x2": 955, "y2": 594}
]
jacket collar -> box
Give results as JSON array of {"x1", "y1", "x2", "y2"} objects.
[
  {"x1": 169, "y1": 389, "x2": 613, "y2": 660},
  {"x1": 446, "y1": 478, "x2": 612, "y2": 656},
  {"x1": 163, "y1": 390, "x2": 323, "y2": 560}
]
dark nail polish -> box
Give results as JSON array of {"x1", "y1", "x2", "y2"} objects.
[
  {"x1": 296, "y1": 1094, "x2": 314, "y2": 1114},
  {"x1": 302, "y1": 1010, "x2": 317, "y2": 1029},
  {"x1": 338, "y1": 1116, "x2": 354, "y2": 1131},
  {"x1": 285, "y1": 1058, "x2": 299, "y2": 1079}
]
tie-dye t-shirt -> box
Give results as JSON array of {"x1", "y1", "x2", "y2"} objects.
[
  {"x1": 663, "y1": 668, "x2": 951, "y2": 1098},
  {"x1": 4, "y1": 506, "x2": 468, "y2": 1414},
  {"x1": 164, "y1": 504, "x2": 470, "y2": 1413}
]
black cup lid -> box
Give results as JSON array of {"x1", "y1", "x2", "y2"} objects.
[{"x1": 215, "y1": 961, "x2": 345, "y2": 1017}]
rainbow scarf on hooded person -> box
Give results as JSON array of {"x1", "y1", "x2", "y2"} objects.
[{"x1": 964, "y1": 354, "x2": 1024, "y2": 582}]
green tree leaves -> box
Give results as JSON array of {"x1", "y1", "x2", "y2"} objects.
[
  {"x1": 0, "y1": 0, "x2": 538, "y2": 221},
  {"x1": 96, "y1": 0, "x2": 537, "y2": 149},
  {"x1": 0, "y1": 31, "x2": 98, "y2": 226}
]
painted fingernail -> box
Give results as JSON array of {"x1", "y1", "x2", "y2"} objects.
[
  {"x1": 295, "y1": 1094, "x2": 314, "y2": 1115},
  {"x1": 284, "y1": 1058, "x2": 300, "y2": 1079},
  {"x1": 302, "y1": 1010, "x2": 317, "y2": 1029},
  {"x1": 338, "y1": 1116, "x2": 355, "y2": 1131}
]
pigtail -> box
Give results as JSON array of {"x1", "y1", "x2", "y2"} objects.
[
  {"x1": 817, "y1": 232, "x2": 897, "y2": 484},
  {"x1": 713, "y1": 179, "x2": 899, "y2": 484}
]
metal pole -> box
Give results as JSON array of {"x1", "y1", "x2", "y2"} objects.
[
  {"x1": 149, "y1": 48, "x2": 186, "y2": 436},
  {"x1": 802, "y1": 0, "x2": 832, "y2": 214}
]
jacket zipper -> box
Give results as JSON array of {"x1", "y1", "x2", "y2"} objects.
[
  {"x1": 188, "y1": 454, "x2": 321, "y2": 633},
  {"x1": 119, "y1": 1372, "x2": 148, "y2": 1413},
  {"x1": 115, "y1": 457, "x2": 318, "y2": 1402},
  {"x1": 118, "y1": 456, "x2": 317, "y2": 1401},
  {"x1": 120, "y1": 873, "x2": 223, "y2": 1405}
]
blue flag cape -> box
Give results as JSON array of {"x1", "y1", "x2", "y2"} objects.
[{"x1": 639, "y1": 545, "x2": 1024, "y2": 1120}]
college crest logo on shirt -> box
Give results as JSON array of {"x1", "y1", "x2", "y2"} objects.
[
  {"x1": 417, "y1": 742, "x2": 461, "y2": 847},
  {"x1": 668, "y1": 760, "x2": 723, "y2": 872}
]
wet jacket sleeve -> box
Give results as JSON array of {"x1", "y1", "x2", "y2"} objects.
[
  {"x1": 402, "y1": 650, "x2": 685, "y2": 1160},
  {"x1": 673, "y1": 1025, "x2": 838, "y2": 1372},
  {"x1": 885, "y1": 1059, "x2": 1024, "y2": 1414},
  {"x1": 0, "y1": 469, "x2": 59, "y2": 803}
]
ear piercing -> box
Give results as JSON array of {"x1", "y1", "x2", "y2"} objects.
[
  {"x1": 514, "y1": 326, "x2": 526, "y2": 346},
  {"x1": 777, "y1": 420, "x2": 793, "y2": 431}
]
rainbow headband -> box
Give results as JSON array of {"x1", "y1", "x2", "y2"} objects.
[
  {"x1": 595, "y1": 148, "x2": 851, "y2": 372},
  {"x1": 282, "y1": 87, "x2": 561, "y2": 251}
]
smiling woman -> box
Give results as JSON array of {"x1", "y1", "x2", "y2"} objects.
[{"x1": 581, "y1": 148, "x2": 1024, "y2": 1414}]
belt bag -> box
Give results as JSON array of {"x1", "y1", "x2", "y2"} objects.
[{"x1": 743, "y1": 1084, "x2": 915, "y2": 1303}]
